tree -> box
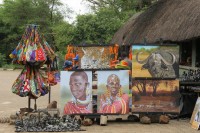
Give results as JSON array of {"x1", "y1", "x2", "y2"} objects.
[
  {"x1": 73, "y1": 8, "x2": 124, "y2": 44},
  {"x1": 0, "y1": 0, "x2": 67, "y2": 63},
  {"x1": 52, "y1": 21, "x2": 75, "y2": 51},
  {"x1": 85, "y1": 0, "x2": 156, "y2": 12},
  {"x1": 0, "y1": 53, "x2": 6, "y2": 67},
  {"x1": 132, "y1": 80, "x2": 148, "y2": 96},
  {"x1": 149, "y1": 80, "x2": 161, "y2": 96},
  {"x1": 76, "y1": 0, "x2": 156, "y2": 45}
]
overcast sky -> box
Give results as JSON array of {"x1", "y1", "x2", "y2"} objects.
[
  {"x1": 0, "y1": 0, "x2": 91, "y2": 22},
  {"x1": 60, "y1": 0, "x2": 91, "y2": 22},
  {"x1": 61, "y1": 0, "x2": 90, "y2": 14}
]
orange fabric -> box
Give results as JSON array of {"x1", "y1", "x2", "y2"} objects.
[
  {"x1": 129, "y1": 49, "x2": 132, "y2": 60},
  {"x1": 109, "y1": 60, "x2": 119, "y2": 68},
  {"x1": 120, "y1": 60, "x2": 128, "y2": 66},
  {"x1": 114, "y1": 44, "x2": 119, "y2": 60},
  {"x1": 109, "y1": 44, "x2": 119, "y2": 68},
  {"x1": 113, "y1": 44, "x2": 119, "y2": 54},
  {"x1": 109, "y1": 46, "x2": 114, "y2": 54},
  {"x1": 65, "y1": 45, "x2": 75, "y2": 61}
]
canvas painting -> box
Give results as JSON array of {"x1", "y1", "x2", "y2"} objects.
[
  {"x1": 97, "y1": 70, "x2": 131, "y2": 114},
  {"x1": 191, "y1": 97, "x2": 200, "y2": 130},
  {"x1": 60, "y1": 71, "x2": 93, "y2": 115},
  {"x1": 132, "y1": 45, "x2": 179, "y2": 78},
  {"x1": 76, "y1": 46, "x2": 112, "y2": 69},
  {"x1": 132, "y1": 80, "x2": 180, "y2": 113}
]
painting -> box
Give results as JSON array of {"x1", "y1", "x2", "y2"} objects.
[
  {"x1": 132, "y1": 45, "x2": 179, "y2": 78},
  {"x1": 76, "y1": 46, "x2": 112, "y2": 69},
  {"x1": 191, "y1": 97, "x2": 200, "y2": 130},
  {"x1": 60, "y1": 71, "x2": 93, "y2": 115},
  {"x1": 132, "y1": 80, "x2": 180, "y2": 113},
  {"x1": 97, "y1": 70, "x2": 131, "y2": 114}
]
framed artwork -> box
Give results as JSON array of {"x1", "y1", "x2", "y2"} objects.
[
  {"x1": 132, "y1": 80, "x2": 180, "y2": 113},
  {"x1": 97, "y1": 70, "x2": 130, "y2": 114},
  {"x1": 191, "y1": 97, "x2": 200, "y2": 130},
  {"x1": 60, "y1": 71, "x2": 93, "y2": 115},
  {"x1": 76, "y1": 46, "x2": 112, "y2": 69},
  {"x1": 132, "y1": 45, "x2": 179, "y2": 78}
]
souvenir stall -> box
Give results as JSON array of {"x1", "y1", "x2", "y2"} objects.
[
  {"x1": 131, "y1": 44, "x2": 180, "y2": 124},
  {"x1": 10, "y1": 24, "x2": 56, "y2": 111},
  {"x1": 60, "y1": 43, "x2": 183, "y2": 125},
  {"x1": 10, "y1": 25, "x2": 84, "y2": 132},
  {"x1": 60, "y1": 44, "x2": 132, "y2": 125}
]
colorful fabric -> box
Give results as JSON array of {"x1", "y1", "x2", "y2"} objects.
[
  {"x1": 10, "y1": 24, "x2": 55, "y2": 66},
  {"x1": 11, "y1": 65, "x2": 48, "y2": 98},
  {"x1": 115, "y1": 60, "x2": 131, "y2": 69},
  {"x1": 99, "y1": 93, "x2": 129, "y2": 114},
  {"x1": 63, "y1": 101, "x2": 92, "y2": 115}
]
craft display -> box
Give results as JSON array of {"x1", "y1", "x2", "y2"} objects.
[
  {"x1": 180, "y1": 69, "x2": 200, "y2": 82},
  {"x1": 132, "y1": 80, "x2": 180, "y2": 113},
  {"x1": 132, "y1": 45, "x2": 179, "y2": 78},
  {"x1": 191, "y1": 97, "x2": 200, "y2": 130},
  {"x1": 10, "y1": 24, "x2": 56, "y2": 99},
  {"x1": 10, "y1": 25, "x2": 55, "y2": 66},
  {"x1": 97, "y1": 70, "x2": 130, "y2": 114},
  {"x1": 12, "y1": 65, "x2": 48, "y2": 98},
  {"x1": 49, "y1": 57, "x2": 60, "y2": 86},
  {"x1": 15, "y1": 110, "x2": 83, "y2": 132},
  {"x1": 60, "y1": 71, "x2": 93, "y2": 115},
  {"x1": 63, "y1": 45, "x2": 79, "y2": 70}
]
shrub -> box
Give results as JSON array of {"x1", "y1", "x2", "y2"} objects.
[{"x1": 0, "y1": 53, "x2": 6, "y2": 67}]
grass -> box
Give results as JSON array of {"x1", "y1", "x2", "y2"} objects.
[
  {"x1": 132, "y1": 54, "x2": 151, "y2": 77},
  {"x1": 1, "y1": 64, "x2": 24, "y2": 70}
]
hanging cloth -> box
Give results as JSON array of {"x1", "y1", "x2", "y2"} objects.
[
  {"x1": 109, "y1": 44, "x2": 119, "y2": 68},
  {"x1": 9, "y1": 24, "x2": 55, "y2": 66},
  {"x1": 11, "y1": 65, "x2": 49, "y2": 98},
  {"x1": 65, "y1": 45, "x2": 75, "y2": 61}
]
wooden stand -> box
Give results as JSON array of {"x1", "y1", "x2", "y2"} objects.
[
  {"x1": 28, "y1": 96, "x2": 31, "y2": 111},
  {"x1": 49, "y1": 85, "x2": 51, "y2": 104},
  {"x1": 28, "y1": 96, "x2": 37, "y2": 111},
  {"x1": 100, "y1": 115, "x2": 107, "y2": 126}
]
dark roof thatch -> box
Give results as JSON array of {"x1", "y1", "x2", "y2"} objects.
[{"x1": 111, "y1": 0, "x2": 200, "y2": 45}]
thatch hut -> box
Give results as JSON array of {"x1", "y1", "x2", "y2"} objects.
[
  {"x1": 111, "y1": 0, "x2": 200, "y2": 116},
  {"x1": 111, "y1": 0, "x2": 200, "y2": 70}
]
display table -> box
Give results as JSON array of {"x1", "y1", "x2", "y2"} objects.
[{"x1": 179, "y1": 81, "x2": 199, "y2": 117}]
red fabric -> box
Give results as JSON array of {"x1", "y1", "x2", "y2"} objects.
[
  {"x1": 99, "y1": 93, "x2": 129, "y2": 114},
  {"x1": 36, "y1": 47, "x2": 45, "y2": 61},
  {"x1": 63, "y1": 101, "x2": 92, "y2": 115}
]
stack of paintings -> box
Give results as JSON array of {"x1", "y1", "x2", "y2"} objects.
[
  {"x1": 190, "y1": 97, "x2": 200, "y2": 130},
  {"x1": 131, "y1": 45, "x2": 180, "y2": 114}
]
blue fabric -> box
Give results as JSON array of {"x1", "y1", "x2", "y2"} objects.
[
  {"x1": 73, "y1": 54, "x2": 79, "y2": 61},
  {"x1": 63, "y1": 60, "x2": 72, "y2": 68}
]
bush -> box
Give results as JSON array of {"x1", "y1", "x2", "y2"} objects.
[
  {"x1": 2, "y1": 64, "x2": 23, "y2": 69},
  {"x1": 56, "y1": 51, "x2": 65, "y2": 70},
  {"x1": 0, "y1": 53, "x2": 6, "y2": 67}
]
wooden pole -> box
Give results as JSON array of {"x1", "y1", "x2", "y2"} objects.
[
  {"x1": 48, "y1": 64, "x2": 51, "y2": 104},
  {"x1": 34, "y1": 99, "x2": 37, "y2": 110},
  {"x1": 49, "y1": 85, "x2": 51, "y2": 104},
  {"x1": 28, "y1": 96, "x2": 31, "y2": 112}
]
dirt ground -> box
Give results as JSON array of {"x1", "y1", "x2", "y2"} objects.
[{"x1": 0, "y1": 70, "x2": 199, "y2": 133}]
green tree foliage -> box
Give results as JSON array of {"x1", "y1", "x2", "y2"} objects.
[
  {"x1": 0, "y1": 53, "x2": 6, "y2": 67},
  {"x1": 0, "y1": 0, "x2": 155, "y2": 65},
  {"x1": 0, "y1": 0, "x2": 67, "y2": 63},
  {"x1": 73, "y1": 8, "x2": 129, "y2": 44},
  {"x1": 85, "y1": 0, "x2": 155, "y2": 12},
  {"x1": 72, "y1": 0, "x2": 155, "y2": 45},
  {"x1": 52, "y1": 21, "x2": 75, "y2": 51}
]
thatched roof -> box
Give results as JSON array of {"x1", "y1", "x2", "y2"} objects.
[{"x1": 111, "y1": 0, "x2": 200, "y2": 45}]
